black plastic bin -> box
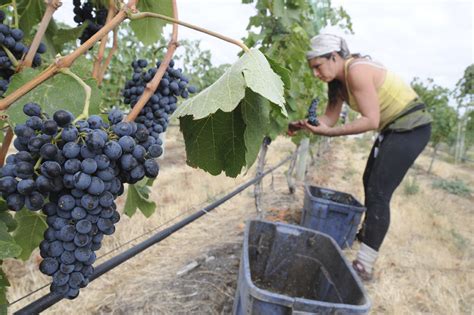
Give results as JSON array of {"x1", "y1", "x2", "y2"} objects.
[
  {"x1": 301, "y1": 185, "x2": 366, "y2": 248},
  {"x1": 233, "y1": 220, "x2": 371, "y2": 314}
]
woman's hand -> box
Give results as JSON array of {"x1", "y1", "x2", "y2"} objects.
[
  {"x1": 287, "y1": 120, "x2": 305, "y2": 136},
  {"x1": 301, "y1": 119, "x2": 334, "y2": 136}
]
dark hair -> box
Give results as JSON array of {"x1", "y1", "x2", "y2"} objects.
[{"x1": 320, "y1": 51, "x2": 367, "y2": 108}]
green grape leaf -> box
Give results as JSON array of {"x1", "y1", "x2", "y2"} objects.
[
  {"x1": 130, "y1": 0, "x2": 173, "y2": 45},
  {"x1": 17, "y1": 0, "x2": 46, "y2": 39},
  {"x1": 0, "y1": 267, "x2": 9, "y2": 288},
  {"x1": 0, "y1": 221, "x2": 22, "y2": 260},
  {"x1": 172, "y1": 60, "x2": 246, "y2": 120},
  {"x1": 4, "y1": 58, "x2": 102, "y2": 127},
  {"x1": 264, "y1": 53, "x2": 292, "y2": 90},
  {"x1": 12, "y1": 209, "x2": 47, "y2": 261},
  {"x1": 0, "y1": 266, "x2": 8, "y2": 315},
  {"x1": 124, "y1": 183, "x2": 156, "y2": 218},
  {"x1": 0, "y1": 211, "x2": 17, "y2": 233},
  {"x1": 179, "y1": 108, "x2": 247, "y2": 177},
  {"x1": 172, "y1": 49, "x2": 286, "y2": 120},
  {"x1": 271, "y1": 0, "x2": 286, "y2": 17},
  {"x1": 240, "y1": 90, "x2": 270, "y2": 167},
  {"x1": 49, "y1": 24, "x2": 89, "y2": 54}
]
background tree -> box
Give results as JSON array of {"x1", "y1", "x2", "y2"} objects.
[
  {"x1": 453, "y1": 64, "x2": 473, "y2": 163},
  {"x1": 411, "y1": 77, "x2": 458, "y2": 173}
]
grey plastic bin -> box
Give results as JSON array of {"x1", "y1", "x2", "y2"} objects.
[
  {"x1": 301, "y1": 185, "x2": 366, "y2": 248},
  {"x1": 233, "y1": 220, "x2": 371, "y2": 315}
]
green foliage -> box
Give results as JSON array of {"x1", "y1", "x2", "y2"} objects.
[
  {"x1": 0, "y1": 211, "x2": 17, "y2": 233},
  {"x1": 44, "y1": 22, "x2": 88, "y2": 56},
  {"x1": 173, "y1": 49, "x2": 286, "y2": 119},
  {"x1": 16, "y1": 0, "x2": 46, "y2": 37},
  {"x1": 179, "y1": 89, "x2": 271, "y2": 177},
  {"x1": 449, "y1": 228, "x2": 469, "y2": 251},
  {"x1": 454, "y1": 64, "x2": 474, "y2": 106},
  {"x1": 180, "y1": 109, "x2": 246, "y2": 177},
  {"x1": 173, "y1": 49, "x2": 285, "y2": 176},
  {"x1": 0, "y1": 221, "x2": 22, "y2": 260},
  {"x1": 5, "y1": 57, "x2": 103, "y2": 128},
  {"x1": 432, "y1": 178, "x2": 472, "y2": 197},
  {"x1": 12, "y1": 209, "x2": 47, "y2": 261},
  {"x1": 411, "y1": 77, "x2": 458, "y2": 147},
  {"x1": 130, "y1": 0, "x2": 173, "y2": 45},
  {"x1": 124, "y1": 180, "x2": 156, "y2": 218},
  {"x1": 403, "y1": 176, "x2": 420, "y2": 196},
  {"x1": 465, "y1": 110, "x2": 474, "y2": 152},
  {"x1": 0, "y1": 267, "x2": 9, "y2": 315},
  {"x1": 241, "y1": 0, "x2": 353, "y2": 143},
  {"x1": 453, "y1": 64, "x2": 474, "y2": 154}
]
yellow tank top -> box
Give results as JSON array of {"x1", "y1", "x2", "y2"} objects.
[{"x1": 344, "y1": 58, "x2": 418, "y2": 131}]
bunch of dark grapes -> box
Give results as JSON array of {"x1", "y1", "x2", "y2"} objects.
[
  {"x1": 73, "y1": 0, "x2": 108, "y2": 45},
  {"x1": 122, "y1": 58, "x2": 197, "y2": 152},
  {"x1": 0, "y1": 103, "x2": 162, "y2": 299},
  {"x1": 0, "y1": 10, "x2": 46, "y2": 96},
  {"x1": 307, "y1": 97, "x2": 320, "y2": 126}
]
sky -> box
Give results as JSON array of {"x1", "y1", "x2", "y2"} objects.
[{"x1": 55, "y1": 0, "x2": 473, "y2": 92}]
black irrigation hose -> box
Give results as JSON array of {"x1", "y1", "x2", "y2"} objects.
[{"x1": 14, "y1": 155, "x2": 292, "y2": 315}]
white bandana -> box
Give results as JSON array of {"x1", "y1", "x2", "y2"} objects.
[{"x1": 306, "y1": 34, "x2": 350, "y2": 60}]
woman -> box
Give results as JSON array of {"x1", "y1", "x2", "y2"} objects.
[{"x1": 289, "y1": 34, "x2": 432, "y2": 281}]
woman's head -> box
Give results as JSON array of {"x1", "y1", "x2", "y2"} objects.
[
  {"x1": 306, "y1": 34, "x2": 351, "y2": 60},
  {"x1": 306, "y1": 34, "x2": 351, "y2": 105},
  {"x1": 306, "y1": 34, "x2": 351, "y2": 82}
]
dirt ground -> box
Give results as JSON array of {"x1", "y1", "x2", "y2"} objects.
[{"x1": 6, "y1": 126, "x2": 474, "y2": 314}]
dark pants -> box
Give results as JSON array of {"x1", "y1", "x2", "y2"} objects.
[{"x1": 358, "y1": 123, "x2": 431, "y2": 251}]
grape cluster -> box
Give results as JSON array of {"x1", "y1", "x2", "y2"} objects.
[
  {"x1": 122, "y1": 58, "x2": 196, "y2": 148},
  {"x1": 0, "y1": 10, "x2": 46, "y2": 96},
  {"x1": 307, "y1": 97, "x2": 320, "y2": 126},
  {"x1": 73, "y1": 0, "x2": 107, "y2": 45},
  {"x1": 0, "y1": 103, "x2": 163, "y2": 299}
]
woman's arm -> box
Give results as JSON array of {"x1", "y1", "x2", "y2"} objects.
[
  {"x1": 302, "y1": 65, "x2": 380, "y2": 136},
  {"x1": 318, "y1": 98, "x2": 343, "y2": 127}
]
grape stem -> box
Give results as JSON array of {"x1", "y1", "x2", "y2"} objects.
[
  {"x1": 19, "y1": 0, "x2": 63, "y2": 70},
  {"x1": 93, "y1": 0, "x2": 118, "y2": 83},
  {"x1": 97, "y1": 27, "x2": 118, "y2": 86},
  {"x1": 0, "y1": 127, "x2": 13, "y2": 167},
  {"x1": 12, "y1": 0, "x2": 19, "y2": 29},
  {"x1": 1, "y1": 45, "x2": 18, "y2": 67},
  {"x1": 125, "y1": 0, "x2": 179, "y2": 122},
  {"x1": 59, "y1": 68, "x2": 92, "y2": 122},
  {"x1": 0, "y1": 0, "x2": 139, "y2": 111},
  {"x1": 34, "y1": 156, "x2": 43, "y2": 174},
  {"x1": 129, "y1": 12, "x2": 250, "y2": 53}
]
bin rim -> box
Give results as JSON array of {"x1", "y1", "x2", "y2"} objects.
[
  {"x1": 304, "y1": 184, "x2": 366, "y2": 212},
  {"x1": 242, "y1": 219, "x2": 372, "y2": 311}
]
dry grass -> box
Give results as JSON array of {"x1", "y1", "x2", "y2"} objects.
[{"x1": 5, "y1": 127, "x2": 474, "y2": 314}]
